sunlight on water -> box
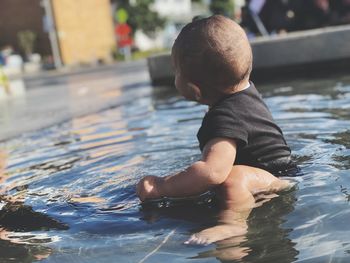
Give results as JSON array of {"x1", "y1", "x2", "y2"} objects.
[{"x1": 0, "y1": 74, "x2": 350, "y2": 262}]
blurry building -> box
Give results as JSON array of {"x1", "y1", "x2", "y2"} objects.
[
  {"x1": 0, "y1": 0, "x2": 51, "y2": 58},
  {"x1": 51, "y1": 0, "x2": 115, "y2": 66},
  {"x1": 0, "y1": 0, "x2": 115, "y2": 68}
]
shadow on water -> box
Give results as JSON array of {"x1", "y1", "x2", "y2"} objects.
[
  {"x1": 0, "y1": 73, "x2": 350, "y2": 262},
  {"x1": 0, "y1": 200, "x2": 68, "y2": 232},
  {"x1": 0, "y1": 152, "x2": 67, "y2": 262},
  {"x1": 0, "y1": 204, "x2": 64, "y2": 262},
  {"x1": 0, "y1": 239, "x2": 52, "y2": 263}
]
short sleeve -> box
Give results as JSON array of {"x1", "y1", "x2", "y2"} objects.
[{"x1": 197, "y1": 107, "x2": 248, "y2": 151}]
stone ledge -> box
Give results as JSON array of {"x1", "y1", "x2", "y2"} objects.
[{"x1": 148, "y1": 25, "x2": 350, "y2": 85}]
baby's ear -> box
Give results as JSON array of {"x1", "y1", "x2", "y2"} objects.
[{"x1": 187, "y1": 82, "x2": 202, "y2": 102}]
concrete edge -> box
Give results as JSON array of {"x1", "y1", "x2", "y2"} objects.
[{"x1": 147, "y1": 25, "x2": 350, "y2": 86}]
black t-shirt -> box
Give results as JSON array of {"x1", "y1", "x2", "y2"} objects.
[{"x1": 197, "y1": 83, "x2": 292, "y2": 173}]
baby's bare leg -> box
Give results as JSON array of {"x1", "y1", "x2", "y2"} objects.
[
  {"x1": 186, "y1": 165, "x2": 292, "y2": 245},
  {"x1": 219, "y1": 165, "x2": 292, "y2": 209}
]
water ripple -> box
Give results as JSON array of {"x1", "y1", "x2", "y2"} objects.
[{"x1": 0, "y1": 75, "x2": 350, "y2": 262}]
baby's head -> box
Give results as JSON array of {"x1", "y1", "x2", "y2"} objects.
[{"x1": 172, "y1": 15, "x2": 252, "y2": 105}]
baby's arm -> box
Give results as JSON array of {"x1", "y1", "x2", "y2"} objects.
[{"x1": 136, "y1": 138, "x2": 237, "y2": 201}]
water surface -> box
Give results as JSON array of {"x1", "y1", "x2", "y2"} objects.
[{"x1": 1, "y1": 73, "x2": 350, "y2": 262}]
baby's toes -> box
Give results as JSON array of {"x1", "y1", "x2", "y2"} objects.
[
  {"x1": 254, "y1": 193, "x2": 278, "y2": 207},
  {"x1": 271, "y1": 179, "x2": 295, "y2": 192},
  {"x1": 184, "y1": 234, "x2": 211, "y2": 245}
]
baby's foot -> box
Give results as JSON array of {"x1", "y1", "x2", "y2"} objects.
[
  {"x1": 185, "y1": 233, "x2": 213, "y2": 246},
  {"x1": 270, "y1": 179, "x2": 296, "y2": 192},
  {"x1": 184, "y1": 224, "x2": 247, "y2": 245}
]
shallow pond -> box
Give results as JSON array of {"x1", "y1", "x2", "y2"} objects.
[{"x1": 1, "y1": 73, "x2": 350, "y2": 263}]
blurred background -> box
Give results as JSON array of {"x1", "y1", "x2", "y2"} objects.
[{"x1": 0, "y1": 0, "x2": 349, "y2": 75}]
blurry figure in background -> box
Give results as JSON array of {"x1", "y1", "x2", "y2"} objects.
[
  {"x1": 331, "y1": 0, "x2": 350, "y2": 25},
  {"x1": 292, "y1": 0, "x2": 332, "y2": 30},
  {"x1": 115, "y1": 22, "x2": 133, "y2": 61},
  {"x1": 241, "y1": 0, "x2": 295, "y2": 37},
  {"x1": 0, "y1": 46, "x2": 14, "y2": 64},
  {"x1": 0, "y1": 45, "x2": 23, "y2": 76},
  {"x1": 240, "y1": 0, "x2": 267, "y2": 36},
  {"x1": 241, "y1": 0, "x2": 350, "y2": 37},
  {"x1": 259, "y1": 0, "x2": 295, "y2": 34},
  {"x1": 115, "y1": 8, "x2": 133, "y2": 61}
]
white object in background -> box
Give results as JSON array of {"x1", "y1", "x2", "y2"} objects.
[
  {"x1": 29, "y1": 53, "x2": 42, "y2": 63},
  {"x1": 24, "y1": 53, "x2": 42, "y2": 73},
  {"x1": 24, "y1": 62, "x2": 41, "y2": 74},
  {"x1": 152, "y1": 0, "x2": 191, "y2": 19},
  {"x1": 3, "y1": 55, "x2": 23, "y2": 76},
  {"x1": 0, "y1": 87, "x2": 8, "y2": 100},
  {"x1": 0, "y1": 79, "x2": 26, "y2": 100},
  {"x1": 9, "y1": 79, "x2": 26, "y2": 96},
  {"x1": 134, "y1": 30, "x2": 164, "y2": 51}
]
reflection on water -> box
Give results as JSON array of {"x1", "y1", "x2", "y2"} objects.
[
  {"x1": 0, "y1": 73, "x2": 350, "y2": 262},
  {"x1": 184, "y1": 187, "x2": 298, "y2": 263},
  {"x1": 0, "y1": 151, "x2": 64, "y2": 262}
]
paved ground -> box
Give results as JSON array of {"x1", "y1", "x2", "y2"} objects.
[{"x1": 0, "y1": 60, "x2": 149, "y2": 142}]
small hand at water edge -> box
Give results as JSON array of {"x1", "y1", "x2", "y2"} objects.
[{"x1": 136, "y1": 175, "x2": 163, "y2": 202}]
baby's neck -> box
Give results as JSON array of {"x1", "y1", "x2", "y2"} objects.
[
  {"x1": 231, "y1": 79, "x2": 250, "y2": 93},
  {"x1": 220, "y1": 79, "x2": 251, "y2": 97},
  {"x1": 208, "y1": 79, "x2": 251, "y2": 107}
]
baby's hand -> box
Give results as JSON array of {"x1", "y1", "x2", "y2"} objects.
[{"x1": 136, "y1": 176, "x2": 163, "y2": 202}]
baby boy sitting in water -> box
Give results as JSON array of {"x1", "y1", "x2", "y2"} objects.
[{"x1": 137, "y1": 15, "x2": 296, "y2": 243}]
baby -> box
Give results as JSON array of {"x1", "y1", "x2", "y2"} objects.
[{"x1": 137, "y1": 15, "x2": 296, "y2": 242}]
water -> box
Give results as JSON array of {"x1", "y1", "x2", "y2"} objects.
[{"x1": 1, "y1": 73, "x2": 350, "y2": 262}]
